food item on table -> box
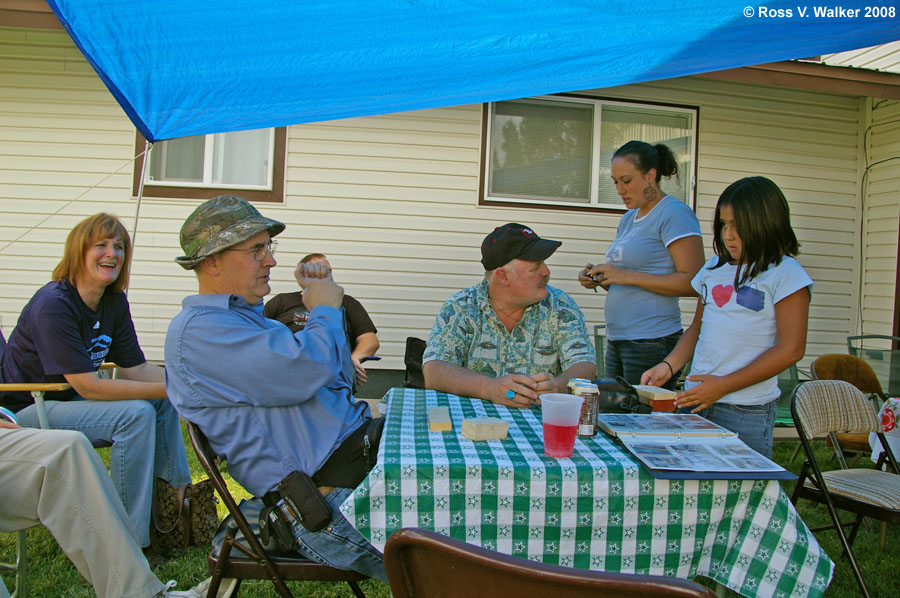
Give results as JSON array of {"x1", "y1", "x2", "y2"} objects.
[
  {"x1": 461, "y1": 417, "x2": 508, "y2": 441},
  {"x1": 428, "y1": 406, "x2": 452, "y2": 432}
]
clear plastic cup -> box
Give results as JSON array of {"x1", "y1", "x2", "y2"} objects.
[{"x1": 541, "y1": 393, "x2": 584, "y2": 458}]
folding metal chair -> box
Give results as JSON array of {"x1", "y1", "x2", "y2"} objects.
[
  {"x1": 186, "y1": 421, "x2": 367, "y2": 598},
  {"x1": 790, "y1": 379, "x2": 900, "y2": 598},
  {"x1": 810, "y1": 353, "x2": 887, "y2": 467}
]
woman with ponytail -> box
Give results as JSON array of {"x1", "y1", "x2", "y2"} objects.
[{"x1": 578, "y1": 141, "x2": 705, "y2": 388}]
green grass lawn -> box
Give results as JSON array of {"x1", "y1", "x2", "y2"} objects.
[{"x1": 1, "y1": 426, "x2": 893, "y2": 597}]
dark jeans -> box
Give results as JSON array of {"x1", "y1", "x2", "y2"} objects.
[{"x1": 605, "y1": 331, "x2": 683, "y2": 389}]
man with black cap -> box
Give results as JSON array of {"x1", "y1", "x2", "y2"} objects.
[
  {"x1": 423, "y1": 223, "x2": 595, "y2": 407},
  {"x1": 164, "y1": 195, "x2": 387, "y2": 583}
]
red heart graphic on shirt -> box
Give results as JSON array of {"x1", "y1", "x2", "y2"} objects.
[{"x1": 712, "y1": 284, "x2": 733, "y2": 307}]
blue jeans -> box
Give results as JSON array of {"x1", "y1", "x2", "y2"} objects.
[
  {"x1": 691, "y1": 400, "x2": 777, "y2": 458},
  {"x1": 290, "y1": 487, "x2": 387, "y2": 582},
  {"x1": 605, "y1": 331, "x2": 682, "y2": 389},
  {"x1": 16, "y1": 398, "x2": 192, "y2": 546}
]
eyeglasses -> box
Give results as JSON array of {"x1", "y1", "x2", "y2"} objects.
[{"x1": 225, "y1": 239, "x2": 277, "y2": 261}]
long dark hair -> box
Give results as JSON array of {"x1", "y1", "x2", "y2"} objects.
[
  {"x1": 712, "y1": 176, "x2": 799, "y2": 287},
  {"x1": 612, "y1": 140, "x2": 679, "y2": 184}
]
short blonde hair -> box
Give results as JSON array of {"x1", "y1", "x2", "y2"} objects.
[{"x1": 52, "y1": 213, "x2": 132, "y2": 293}]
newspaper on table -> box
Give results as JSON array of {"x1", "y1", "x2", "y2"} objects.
[{"x1": 597, "y1": 413, "x2": 784, "y2": 474}]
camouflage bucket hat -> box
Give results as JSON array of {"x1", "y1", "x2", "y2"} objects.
[{"x1": 175, "y1": 195, "x2": 285, "y2": 269}]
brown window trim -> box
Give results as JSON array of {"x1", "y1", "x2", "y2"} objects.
[
  {"x1": 0, "y1": 1, "x2": 64, "y2": 30},
  {"x1": 478, "y1": 97, "x2": 699, "y2": 214},
  {"x1": 132, "y1": 127, "x2": 287, "y2": 203}
]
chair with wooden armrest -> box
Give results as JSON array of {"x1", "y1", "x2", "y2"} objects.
[
  {"x1": 0, "y1": 333, "x2": 64, "y2": 598},
  {"x1": 0, "y1": 335, "x2": 116, "y2": 598}
]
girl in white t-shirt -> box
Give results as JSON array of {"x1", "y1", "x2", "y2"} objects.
[{"x1": 641, "y1": 177, "x2": 812, "y2": 457}]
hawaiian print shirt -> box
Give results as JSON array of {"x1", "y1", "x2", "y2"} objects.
[{"x1": 423, "y1": 279, "x2": 595, "y2": 377}]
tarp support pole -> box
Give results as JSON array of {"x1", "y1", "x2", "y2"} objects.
[{"x1": 128, "y1": 140, "x2": 152, "y2": 294}]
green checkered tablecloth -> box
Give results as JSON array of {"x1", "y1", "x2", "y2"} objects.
[{"x1": 340, "y1": 388, "x2": 834, "y2": 598}]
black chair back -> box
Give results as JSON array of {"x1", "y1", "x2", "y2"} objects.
[{"x1": 403, "y1": 337, "x2": 426, "y2": 389}]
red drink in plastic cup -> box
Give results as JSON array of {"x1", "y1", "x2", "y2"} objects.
[
  {"x1": 543, "y1": 422, "x2": 578, "y2": 457},
  {"x1": 540, "y1": 393, "x2": 584, "y2": 458}
]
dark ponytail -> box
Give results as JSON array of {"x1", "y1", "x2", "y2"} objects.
[{"x1": 612, "y1": 140, "x2": 678, "y2": 183}]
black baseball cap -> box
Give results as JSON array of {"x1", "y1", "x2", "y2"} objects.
[{"x1": 480, "y1": 223, "x2": 562, "y2": 270}]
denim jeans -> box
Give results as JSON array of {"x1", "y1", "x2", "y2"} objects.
[
  {"x1": 290, "y1": 487, "x2": 387, "y2": 582},
  {"x1": 605, "y1": 331, "x2": 682, "y2": 389},
  {"x1": 691, "y1": 400, "x2": 778, "y2": 458},
  {"x1": 16, "y1": 398, "x2": 192, "y2": 547}
]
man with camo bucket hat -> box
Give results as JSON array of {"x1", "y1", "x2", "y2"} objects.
[
  {"x1": 165, "y1": 195, "x2": 388, "y2": 586},
  {"x1": 175, "y1": 194, "x2": 285, "y2": 269}
]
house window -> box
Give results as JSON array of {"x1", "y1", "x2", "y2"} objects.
[
  {"x1": 481, "y1": 97, "x2": 697, "y2": 211},
  {"x1": 132, "y1": 127, "x2": 286, "y2": 203}
]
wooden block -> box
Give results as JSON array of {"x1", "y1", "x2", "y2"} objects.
[
  {"x1": 428, "y1": 406, "x2": 452, "y2": 432},
  {"x1": 461, "y1": 417, "x2": 508, "y2": 441},
  {"x1": 632, "y1": 385, "x2": 677, "y2": 412},
  {"x1": 632, "y1": 384, "x2": 677, "y2": 401}
]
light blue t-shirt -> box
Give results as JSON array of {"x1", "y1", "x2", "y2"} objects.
[{"x1": 604, "y1": 196, "x2": 702, "y2": 341}]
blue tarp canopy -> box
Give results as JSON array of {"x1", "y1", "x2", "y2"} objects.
[{"x1": 47, "y1": 0, "x2": 900, "y2": 141}]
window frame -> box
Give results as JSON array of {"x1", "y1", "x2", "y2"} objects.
[
  {"x1": 132, "y1": 127, "x2": 287, "y2": 203},
  {"x1": 479, "y1": 94, "x2": 699, "y2": 213}
]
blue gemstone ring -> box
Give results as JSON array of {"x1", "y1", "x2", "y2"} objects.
[{"x1": 505, "y1": 390, "x2": 515, "y2": 399}]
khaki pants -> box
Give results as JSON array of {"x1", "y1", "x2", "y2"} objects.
[{"x1": 0, "y1": 427, "x2": 164, "y2": 598}]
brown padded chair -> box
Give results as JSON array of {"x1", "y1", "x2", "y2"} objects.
[
  {"x1": 384, "y1": 527, "x2": 717, "y2": 598},
  {"x1": 186, "y1": 421, "x2": 367, "y2": 598},
  {"x1": 810, "y1": 354, "x2": 887, "y2": 466}
]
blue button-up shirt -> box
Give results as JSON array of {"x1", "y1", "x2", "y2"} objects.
[{"x1": 165, "y1": 294, "x2": 368, "y2": 496}]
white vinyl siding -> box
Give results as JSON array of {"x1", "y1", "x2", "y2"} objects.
[
  {"x1": 2, "y1": 26, "x2": 898, "y2": 374},
  {"x1": 860, "y1": 97, "x2": 900, "y2": 343},
  {"x1": 0, "y1": 26, "x2": 140, "y2": 337}
]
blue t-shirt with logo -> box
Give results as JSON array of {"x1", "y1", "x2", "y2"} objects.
[
  {"x1": 604, "y1": 196, "x2": 702, "y2": 341},
  {"x1": 0, "y1": 279, "x2": 145, "y2": 411}
]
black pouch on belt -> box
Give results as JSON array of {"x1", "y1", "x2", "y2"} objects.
[
  {"x1": 278, "y1": 471, "x2": 333, "y2": 533},
  {"x1": 312, "y1": 416, "x2": 386, "y2": 489}
]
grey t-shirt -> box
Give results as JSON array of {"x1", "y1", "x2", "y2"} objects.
[{"x1": 604, "y1": 196, "x2": 702, "y2": 341}]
